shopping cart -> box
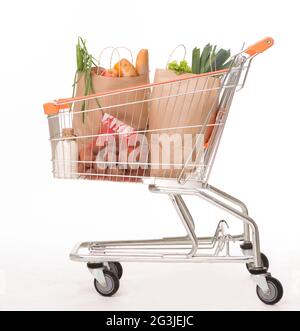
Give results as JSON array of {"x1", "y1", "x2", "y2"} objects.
[{"x1": 44, "y1": 37, "x2": 283, "y2": 304}]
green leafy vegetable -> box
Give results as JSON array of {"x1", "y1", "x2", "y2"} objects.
[
  {"x1": 168, "y1": 60, "x2": 192, "y2": 75},
  {"x1": 72, "y1": 37, "x2": 101, "y2": 122},
  {"x1": 192, "y1": 44, "x2": 233, "y2": 74},
  {"x1": 168, "y1": 44, "x2": 233, "y2": 75},
  {"x1": 192, "y1": 47, "x2": 200, "y2": 74},
  {"x1": 200, "y1": 44, "x2": 212, "y2": 73},
  {"x1": 215, "y1": 48, "x2": 231, "y2": 70}
]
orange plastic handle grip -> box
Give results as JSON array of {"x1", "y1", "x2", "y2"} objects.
[
  {"x1": 43, "y1": 102, "x2": 69, "y2": 115},
  {"x1": 245, "y1": 37, "x2": 274, "y2": 56}
]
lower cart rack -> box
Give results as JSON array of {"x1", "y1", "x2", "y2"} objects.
[{"x1": 70, "y1": 183, "x2": 283, "y2": 304}]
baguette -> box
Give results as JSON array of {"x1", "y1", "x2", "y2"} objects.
[{"x1": 135, "y1": 49, "x2": 149, "y2": 76}]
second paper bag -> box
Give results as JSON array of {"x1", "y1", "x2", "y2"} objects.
[{"x1": 148, "y1": 69, "x2": 220, "y2": 179}]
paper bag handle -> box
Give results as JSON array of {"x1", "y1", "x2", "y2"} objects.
[
  {"x1": 166, "y1": 44, "x2": 187, "y2": 69},
  {"x1": 110, "y1": 47, "x2": 134, "y2": 77},
  {"x1": 98, "y1": 46, "x2": 134, "y2": 77},
  {"x1": 114, "y1": 47, "x2": 134, "y2": 64},
  {"x1": 97, "y1": 46, "x2": 118, "y2": 74}
]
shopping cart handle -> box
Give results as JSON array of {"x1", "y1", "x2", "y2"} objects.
[
  {"x1": 44, "y1": 102, "x2": 69, "y2": 116},
  {"x1": 245, "y1": 37, "x2": 274, "y2": 56}
]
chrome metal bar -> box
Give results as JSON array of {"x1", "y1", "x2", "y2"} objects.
[
  {"x1": 149, "y1": 184, "x2": 262, "y2": 268},
  {"x1": 84, "y1": 234, "x2": 244, "y2": 252},
  {"x1": 201, "y1": 64, "x2": 244, "y2": 184},
  {"x1": 90, "y1": 245, "x2": 215, "y2": 252},
  {"x1": 162, "y1": 234, "x2": 244, "y2": 243},
  {"x1": 196, "y1": 189, "x2": 262, "y2": 268},
  {"x1": 169, "y1": 194, "x2": 198, "y2": 257},
  {"x1": 236, "y1": 55, "x2": 257, "y2": 92},
  {"x1": 207, "y1": 185, "x2": 251, "y2": 243},
  {"x1": 70, "y1": 247, "x2": 253, "y2": 264},
  {"x1": 174, "y1": 195, "x2": 195, "y2": 230},
  {"x1": 87, "y1": 236, "x2": 225, "y2": 248}
]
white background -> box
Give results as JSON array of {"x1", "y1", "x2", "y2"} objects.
[{"x1": 0, "y1": 0, "x2": 299, "y2": 311}]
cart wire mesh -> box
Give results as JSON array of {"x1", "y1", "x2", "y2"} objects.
[{"x1": 47, "y1": 58, "x2": 247, "y2": 184}]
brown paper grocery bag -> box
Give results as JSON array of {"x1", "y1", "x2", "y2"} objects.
[
  {"x1": 149, "y1": 69, "x2": 220, "y2": 179},
  {"x1": 73, "y1": 70, "x2": 149, "y2": 151}
]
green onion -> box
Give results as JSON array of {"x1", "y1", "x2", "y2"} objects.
[{"x1": 74, "y1": 37, "x2": 101, "y2": 122}]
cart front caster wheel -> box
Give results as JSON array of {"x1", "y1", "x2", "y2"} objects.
[
  {"x1": 94, "y1": 270, "x2": 120, "y2": 297},
  {"x1": 108, "y1": 262, "x2": 123, "y2": 280},
  {"x1": 256, "y1": 276, "x2": 283, "y2": 305},
  {"x1": 246, "y1": 253, "x2": 269, "y2": 272}
]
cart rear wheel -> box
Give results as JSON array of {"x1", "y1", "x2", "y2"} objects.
[
  {"x1": 87, "y1": 262, "x2": 123, "y2": 279},
  {"x1": 108, "y1": 262, "x2": 123, "y2": 280},
  {"x1": 94, "y1": 270, "x2": 120, "y2": 297},
  {"x1": 246, "y1": 253, "x2": 269, "y2": 272},
  {"x1": 256, "y1": 276, "x2": 283, "y2": 305}
]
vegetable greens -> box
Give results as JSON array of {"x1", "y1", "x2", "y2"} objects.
[
  {"x1": 73, "y1": 37, "x2": 100, "y2": 122},
  {"x1": 167, "y1": 44, "x2": 233, "y2": 75},
  {"x1": 168, "y1": 60, "x2": 192, "y2": 75},
  {"x1": 192, "y1": 44, "x2": 232, "y2": 74}
]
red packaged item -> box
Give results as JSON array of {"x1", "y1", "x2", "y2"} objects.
[
  {"x1": 95, "y1": 113, "x2": 138, "y2": 170},
  {"x1": 82, "y1": 113, "x2": 148, "y2": 181}
]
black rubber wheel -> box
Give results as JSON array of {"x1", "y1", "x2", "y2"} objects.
[
  {"x1": 108, "y1": 262, "x2": 123, "y2": 280},
  {"x1": 94, "y1": 270, "x2": 120, "y2": 297},
  {"x1": 87, "y1": 262, "x2": 123, "y2": 279},
  {"x1": 87, "y1": 263, "x2": 103, "y2": 269},
  {"x1": 256, "y1": 276, "x2": 283, "y2": 305},
  {"x1": 246, "y1": 253, "x2": 269, "y2": 272}
]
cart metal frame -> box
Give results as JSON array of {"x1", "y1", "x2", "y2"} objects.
[{"x1": 45, "y1": 37, "x2": 283, "y2": 304}]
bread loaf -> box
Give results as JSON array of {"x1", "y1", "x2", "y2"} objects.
[
  {"x1": 135, "y1": 49, "x2": 149, "y2": 76},
  {"x1": 114, "y1": 59, "x2": 137, "y2": 77}
]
